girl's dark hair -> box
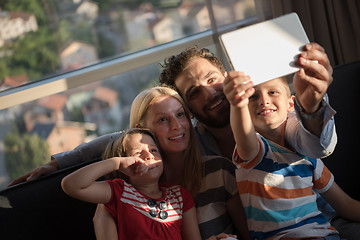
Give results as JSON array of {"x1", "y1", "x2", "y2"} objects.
[{"x1": 102, "y1": 128, "x2": 161, "y2": 182}]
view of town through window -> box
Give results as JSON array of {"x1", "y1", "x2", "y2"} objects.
[{"x1": 0, "y1": 0, "x2": 256, "y2": 189}]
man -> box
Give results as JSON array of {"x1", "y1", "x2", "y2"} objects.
[
  {"x1": 159, "y1": 44, "x2": 360, "y2": 240},
  {"x1": 159, "y1": 44, "x2": 336, "y2": 159}
]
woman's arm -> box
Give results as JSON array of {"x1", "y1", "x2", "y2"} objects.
[
  {"x1": 8, "y1": 132, "x2": 124, "y2": 186},
  {"x1": 93, "y1": 204, "x2": 118, "y2": 240},
  {"x1": 321, "y1": 182, "x2": 360, "y2": 222},
  {"x1": 8, "y1": 158, "x2": 59, "y2": 186},
  {"x1": 181, "y1": 207, "x2": 202, "y2": 240}
]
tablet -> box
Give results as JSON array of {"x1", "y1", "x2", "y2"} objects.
[{"x1": 219, "y1": 12, "x2": 309, "y2": 85}]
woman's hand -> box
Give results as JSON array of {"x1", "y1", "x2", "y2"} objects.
[
  {"x1": 8, "y1": 159, "x2": 59, "y2": 187},
  {"x1": 206, "y1": 233, "x2": 237, "y2": 240}
]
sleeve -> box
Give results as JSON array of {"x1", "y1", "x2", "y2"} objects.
[
  {"x1": 312, "y1": 159, "x2": 334, "y2": 194},
  {"x1": 104, "y1": 179, "x2": 124, "y2": 218},
  {"x1": 288, "y1": 94, "x2": 337, "y2": 158},
  {"x1": 180, "y1": 185, "x2": 195, "y2": 213},
  {"x1": 52, "y1": 131, "x2": 124, "y2": 169},
  {"x1": 232, "y1": 134, "x2": 266, "y2": 170},
  {"x1": 203, "y1": 156, "x2": 239, "y2": 199},
  {"x1": 219, "y1": 157, "x2": 238, "y2": 198}
]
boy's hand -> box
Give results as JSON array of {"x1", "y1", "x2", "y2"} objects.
[
  {"x1": 293, "y1": 43, "x2": 333, "y2": 114},
  {"x1": 223, "y1": 71, "x2": 254, "y2": 108}
]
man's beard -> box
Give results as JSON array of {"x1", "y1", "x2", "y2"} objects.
[{"x1": 191, "y1": 101, "x2": 230, "y2": 128}]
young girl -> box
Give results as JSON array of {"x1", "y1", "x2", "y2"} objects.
[{"x1": 61, "y1": 128, "x2": 201, "y2": 240}]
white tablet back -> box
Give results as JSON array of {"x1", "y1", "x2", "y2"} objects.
[{"x1": 220, "y1": 13, "x2": 309, "y2": 85}]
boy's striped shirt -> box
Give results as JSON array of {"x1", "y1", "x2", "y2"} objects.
[{"x1": 233, "y1": 135, "x2": 337, "y2": 239}]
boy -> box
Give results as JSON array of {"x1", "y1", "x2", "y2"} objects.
[{"x1": 223, "y1": 72, "x2": 360, "y2": 239}]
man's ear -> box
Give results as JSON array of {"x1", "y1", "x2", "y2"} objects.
[{"x1": 288, "y1": 95, "x2": 295, "y2": 112}]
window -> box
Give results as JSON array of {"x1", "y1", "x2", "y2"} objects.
[{"x1": 0, "y1": 0, "x2": 256, "y2": 190}]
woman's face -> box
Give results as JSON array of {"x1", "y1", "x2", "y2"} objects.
[{"x1": 143, "y1": 96, "x2": 191, "y2": 155}]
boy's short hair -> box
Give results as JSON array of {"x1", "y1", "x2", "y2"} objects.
[
  {"x1": 159, "y1": 45, "x2": 226, "y2": 88},
  {"x1": 279, "y1": 74, "x2": 294, "y2": 96}
]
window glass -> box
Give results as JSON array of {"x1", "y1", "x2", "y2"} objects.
[
  {"x1": 211, "y1": 0, "x2": 256, "y2": 27},
  {"x1": 0, "y1": 0, "x2": 255, "y2": 91},
  {"x1": 0, "y1": 42, "x2": 229, "y2": 190},
  {"x1": 0, "y1": 62, "x2": 160, "y2": 190},
  {"x1": 0, "y1": 0, "x2": 257, "y2": 190}
]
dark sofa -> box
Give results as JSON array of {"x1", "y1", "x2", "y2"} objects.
[
  {"x1": 0, "y1": 61, "x2": 359, "y2": 240},
  {"x1": 323, "y1": 60, "x2": 360, "y2": 200}
]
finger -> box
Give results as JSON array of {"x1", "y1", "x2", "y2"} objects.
[
  {"x1": 229, "y1": 71, "x2": 251, "y2": 85},
  {"x1": 8, "y1": 173, "x2": 31, "y2": 187},
  {"x1": 147, "y1": 159, "x2": 162, "y2": 168},
  {"x1": 298, "y1": 68, "x2": 328, "y2": 94},
  {"x1": 134, "y1": 157, "x2": 146, "y2": 164},
  {"x1": 26, "y1": 169, "x2": 44, "y2": 181},
  {"x1": 300, "y1": 50, "x2": 331, "y2": 73},
  {"x1": 227, "y1": 70, "x2": 246, "y2": 78},
  {"x1": 215, "y1": 233, "x2": 230, "y2": 239},
  {"x1": 304, "y1": 43, "x2": 325, "y2": 53},
  {"x1": 135, "y1": 163, "x2": 148, "y2": 175},
  {"x1": 230, "y1": 80, "x2": 254, "y2": 97},
  {"x1": 226, "y1": 88, "x2": 246, "y2": 106},
  {"x1": 300, "y1": 43, "x2": 332, "y2": 74},
  {"x1": 228, "y1": 87, "x2": 254, "y2": 107},
  {"x1": 298, "y1": 57, "x2": 332, "y2": 84},
  {"x1": 224, "y1": 72, "x2": 251, "y2": 95}
]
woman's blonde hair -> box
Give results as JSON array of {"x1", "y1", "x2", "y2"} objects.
[{"x1": 129, "y1": 86, "x2": 203, "y2": 196}]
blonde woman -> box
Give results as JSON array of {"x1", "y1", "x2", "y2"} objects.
[
  {"x1": 129, "y1": 86, "x2": 203, "y2": 196},
  {"x1": 94, "y1": 86, "x2": 248, "y2": 240},
  {"x1": 13, "y1": 86, "x2": 248, "y2": 239}
]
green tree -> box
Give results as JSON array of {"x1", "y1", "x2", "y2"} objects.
[
  {"x1": 10, "y1": 28, "x2": 58, "y2": 78},
  {"x1": 4, "y1": 125, "x2": 50, "y2": 181},
  {"x1": 0, "y1": 0, "x2": 60, "y2": 81},
  {"x1": 97, "y1": 33, "x2": 116, "y2": 59},
  {"x1": 2, "y1": 0, "x2": 47, "y2": 25}
]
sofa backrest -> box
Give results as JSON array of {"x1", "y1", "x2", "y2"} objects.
[
  {"x1": 324, "y1": 61, "x2": 360, "y2": 200},
  {"x1": 0, "y1": 160, "x2": 99, "y2": 240}
]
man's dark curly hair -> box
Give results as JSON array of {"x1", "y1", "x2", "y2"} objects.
[{"x1": 159, "y1": 46, "x2": 226, "y2": 88}]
